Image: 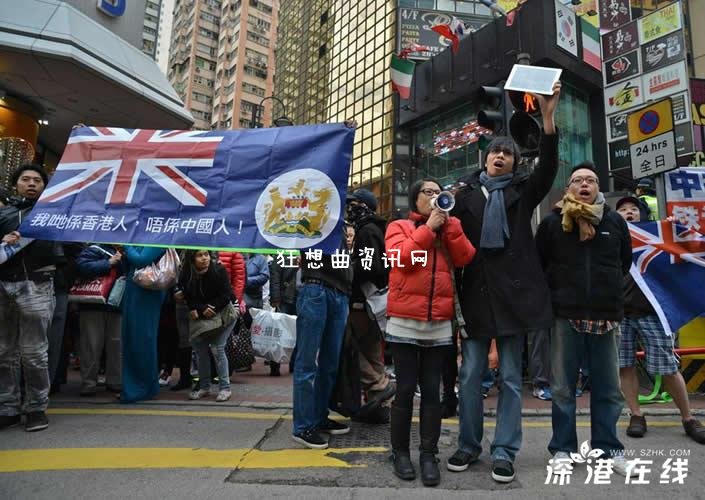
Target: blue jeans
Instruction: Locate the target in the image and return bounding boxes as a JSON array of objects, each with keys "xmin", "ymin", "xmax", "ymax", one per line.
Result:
[
  {"xmin": 549, "ymin": 319, "xmax": 624, "ymax": 456},
  {"xmin": 457, "ymin": 335, "xmax": 524, "ymax": 462},
  {"xmin": 481, "ymin": 368, "xmax": 496, "ymax": 391},
  {"xmin": 292, "ymin": 283, "xmax": 349, "ymax": 434},
  {"xmin": 191, "ymin": 321, "xmax": 235, "ymax": 391}
]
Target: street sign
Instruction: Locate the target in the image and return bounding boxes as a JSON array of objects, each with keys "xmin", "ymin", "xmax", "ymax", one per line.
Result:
[
  {"xmin": 629, "ymin": 131, "xmax": 677, "ymax": 179},
  {"xmin": 627, "ymin": 99, "xmax": 673, "ymax": 144}
]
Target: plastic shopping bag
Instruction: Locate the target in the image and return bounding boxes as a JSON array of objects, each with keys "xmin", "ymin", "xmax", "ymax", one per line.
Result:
[
  {"xmin": 133, "ymin": 248, "xmax": 180, "ymax": 290},
  {"xmin": 249, "ymin": 307, "xmax": 297, "ymax": 364}
]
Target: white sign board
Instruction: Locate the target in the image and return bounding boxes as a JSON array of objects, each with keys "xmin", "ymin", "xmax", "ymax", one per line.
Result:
[
  {"xmin": 630, "ymin": 130, "xmax": 677, "ymax": 179},
  {"xmin": 642, "ymin": 60, "xmax": 689, "ymax": 102},
  {"xmin": 505, "ymin": 65, "xmax": 562, "ymax": 95},
  {"xmin": 604, "ymin": 79, "xmax": 644, "ymax": 116}
]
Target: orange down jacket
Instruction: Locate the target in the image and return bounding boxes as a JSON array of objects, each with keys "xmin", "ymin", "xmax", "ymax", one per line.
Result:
[
  {"xmin": 385, "ymin": 211, "xmax": 476, "ymax": 322},
  {"xmin": 218, "ymin": 251, "xmax": 246, "ymax": 305}
]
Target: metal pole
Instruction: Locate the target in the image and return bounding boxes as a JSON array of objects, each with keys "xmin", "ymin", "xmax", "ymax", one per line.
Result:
[
  {"xmin": 250, "ymin": 105, "xmax": 257, "ymax": 128},
  {"xmin": 655, "ymin": 173, "xmax": 667, "ymax": 219}
]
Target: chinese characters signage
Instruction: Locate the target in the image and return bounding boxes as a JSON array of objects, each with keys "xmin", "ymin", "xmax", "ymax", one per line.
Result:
[
  {"xmin": 397, "ymin": 8, "xmax": 489, "ymax": 60},
  {"xmin": 598, "ymin": 0, "xmax": 631, "ymax": 31}
]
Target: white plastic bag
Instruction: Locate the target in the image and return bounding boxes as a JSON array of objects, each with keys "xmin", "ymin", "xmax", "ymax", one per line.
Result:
[{"xmin": 249, "ymin": 307, "xmax": 297, "ymax": 364}]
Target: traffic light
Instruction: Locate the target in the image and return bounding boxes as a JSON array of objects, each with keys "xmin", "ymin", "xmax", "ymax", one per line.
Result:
[
  {"xmin": 477, "ymin": 84, "xmax": 509, "ymax": 136},
  {"xmin": 508, "ymin": 90, "xmax": 542, "ymax": 154}
]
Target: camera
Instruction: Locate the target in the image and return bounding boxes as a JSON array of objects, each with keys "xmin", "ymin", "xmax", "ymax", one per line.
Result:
[{"xmin": 430, "ymin": 191, "xmax": 455, "ymax": 212}]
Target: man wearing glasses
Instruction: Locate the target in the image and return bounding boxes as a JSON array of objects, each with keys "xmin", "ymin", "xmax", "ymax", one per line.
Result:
[
  {"xmin": 536, "ymin": 163, "xmax": 635, "ymax": 476},
  {"xmin": 448, "ymin": 82, "xmax": 561, "ymax": 483}
]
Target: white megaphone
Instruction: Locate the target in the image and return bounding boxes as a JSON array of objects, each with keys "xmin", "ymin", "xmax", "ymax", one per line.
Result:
[{"xmin": 431, "ymin": 191, "xmax": 455, "ymax": 212}]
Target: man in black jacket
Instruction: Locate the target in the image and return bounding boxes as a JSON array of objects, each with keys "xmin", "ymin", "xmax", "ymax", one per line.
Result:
[
  {"xmin": 0, "ymin": 164, "xmax": 58, "ymax": 432},
  {"xmin": 536, "ymin": 163, "xmax": 634, "ymax": 477},
  {"xmin": 447, "ymin": 82, "xmax": 561, "ymax": 483},
  {"xmin": 347, "ymin": 189, "xmax": 395, "ymax": 418}
]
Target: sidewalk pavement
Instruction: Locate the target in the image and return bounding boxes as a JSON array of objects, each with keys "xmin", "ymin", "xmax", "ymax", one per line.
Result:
[{"xmin": 51, "ymin": 360, "xmax": 705, "ymax": 416}]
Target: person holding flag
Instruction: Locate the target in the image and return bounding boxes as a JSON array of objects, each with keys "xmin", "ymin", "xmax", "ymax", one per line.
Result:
[{"xmin": 615, "ymin": 196, "xmax": 705, "ymax": 444}]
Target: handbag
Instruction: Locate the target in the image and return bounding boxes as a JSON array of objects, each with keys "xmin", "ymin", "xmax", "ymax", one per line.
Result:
[
  {"xmin": 69, "ymin": 245, "xmax": 121, "ymax": 305},
  {"xmin": 133, "ymin": 248, "xmax": 180, "ymax": 290},
  {"xmin": 188, "ymin": 302, "xmax": 239, "ymax": 341},
  {"xmin": 107, "ymin": 276, "xmax": 126, "ymax": 308},
  {"xmin": 68, "ymin": 267, "xmax": 118, "ymax": 305},
  {"xmin": 226, "ymin": 317, "xmax": 255, "ymax": 371}
]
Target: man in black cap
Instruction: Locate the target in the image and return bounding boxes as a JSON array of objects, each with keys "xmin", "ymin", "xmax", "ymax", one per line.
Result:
[
  {"xmin": 615, "ymin": 196, "xmax": 705, "ymax": 445},
  {"xmin": 346, "ymin": 188, "xmax": 395, "ymax": 422}
]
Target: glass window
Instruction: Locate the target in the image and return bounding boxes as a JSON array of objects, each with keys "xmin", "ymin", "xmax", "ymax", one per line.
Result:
[{"xmin": 437, "ymin": 0, "xmax": 455, "ymax": 12}]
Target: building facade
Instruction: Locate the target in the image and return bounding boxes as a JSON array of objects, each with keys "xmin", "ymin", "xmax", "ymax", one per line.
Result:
[
  {"xmin": 0, "ymin": 0, "xmax": 192, "ymax": 186},
  {"xmin": 167, "ymin": 0, "xmax": 278, "ymax": 131},
  {"xmin": 275, "ymin": 0, "xmax": 494, "ymax": 214},
  {"xmin": 142, "ymin": 0, "xmax": 163, "ymax": 59},
  {"xmin": 157, "ymin": 0, "xmax": 176, "ymax": 73}
]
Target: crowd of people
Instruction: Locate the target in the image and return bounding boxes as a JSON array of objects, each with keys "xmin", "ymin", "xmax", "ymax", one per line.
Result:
[{"xmin": 1, "ymin": 80, "xmax": 704, "ymax": 487}]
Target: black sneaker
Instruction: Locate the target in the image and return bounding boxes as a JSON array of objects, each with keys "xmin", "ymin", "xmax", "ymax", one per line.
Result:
[
  {"xmin": 0, "ymin": 414, "xmax": 21, "ymax": 430},
  {"xmin": 25, "ymin": 411, "xmax": 49, "ymax": 432},
  {"xmin": 447, "ymin": 448, "xmax": 480, "ymax": 472},
  {"xmin": 491, "ymin": 459, "xmax": 515, "ymax": 483},
  {"xmin": 292, "ymin": 429, "xmax": 328, "ymax": 449},
  {"xmin": 318, "ymin": 418, "xmax": 350, "ymax": 435}
]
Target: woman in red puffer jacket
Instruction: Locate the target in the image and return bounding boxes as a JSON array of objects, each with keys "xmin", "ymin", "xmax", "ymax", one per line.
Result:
[
  {"xmin": 218, "ymin": 251, "xmax": 247, "ymax": 315},
  {"xmin": 385, "ymin": 178, "xmax": 475, "ymax": 487}
]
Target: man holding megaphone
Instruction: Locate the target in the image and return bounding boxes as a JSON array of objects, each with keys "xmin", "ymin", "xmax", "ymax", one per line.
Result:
[{"xmin": 447, "ymin": 81, "xmax": 561, "ymax": 483}]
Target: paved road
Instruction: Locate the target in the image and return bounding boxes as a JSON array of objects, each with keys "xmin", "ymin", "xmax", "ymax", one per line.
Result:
[{"xmin": 1, "ymin": 402, "xmax": 703, "ymax": 499}]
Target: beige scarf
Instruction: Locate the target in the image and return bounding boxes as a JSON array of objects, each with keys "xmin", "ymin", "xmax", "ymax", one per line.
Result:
[{"xmin": 556, "ymin": 192, "xmax": 605, "ymax": 242}]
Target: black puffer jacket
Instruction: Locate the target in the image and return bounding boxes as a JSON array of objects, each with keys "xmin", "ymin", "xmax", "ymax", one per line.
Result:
[{"xmin": 536, "ymin": 205, "xmax": 632, "ymax": 320}]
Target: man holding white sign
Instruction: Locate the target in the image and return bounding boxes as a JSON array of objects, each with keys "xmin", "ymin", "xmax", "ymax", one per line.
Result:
[{"xmin": 448, "ymin": 78, "xmax": 561, "ymax": 483}]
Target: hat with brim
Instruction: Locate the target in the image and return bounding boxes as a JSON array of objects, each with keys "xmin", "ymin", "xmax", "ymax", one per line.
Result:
[{"xmin": 616, "ymin": 196, "xmax": 641, "ymax": 211}]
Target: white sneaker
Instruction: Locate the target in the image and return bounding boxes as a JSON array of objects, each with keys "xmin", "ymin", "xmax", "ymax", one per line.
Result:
[
  {"xmin": 216, "ymin": 389, "xmax": 232, "ymax": 402},
  {"xmin": 159, "ymin": 375, "xmax": 171, "ymax": 387},
  {"xmin": 189, "ymin": 388, "xmax": 209, "ymax": 400},
  {"xmin": 550, "ymin": 451, "xmax": 574, "ymax": 471},
  {"xmin": 612, "ymin": 454, "xmax": 637, "ymax": 477}
]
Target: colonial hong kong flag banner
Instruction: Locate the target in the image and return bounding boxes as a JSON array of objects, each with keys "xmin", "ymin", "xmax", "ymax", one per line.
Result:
[
  {"xmin": 628, "ymin": 221, "xmax": 705, "ymax": 336},
  {"xmin": 18, "ymin": 124, "xmax": 354, "ymax": 254}
]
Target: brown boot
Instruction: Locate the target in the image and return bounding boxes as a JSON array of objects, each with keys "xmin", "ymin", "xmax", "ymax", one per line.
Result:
[{"xmin": 626, "ymin": 415, "xmax": 647, "ymax": 438}]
